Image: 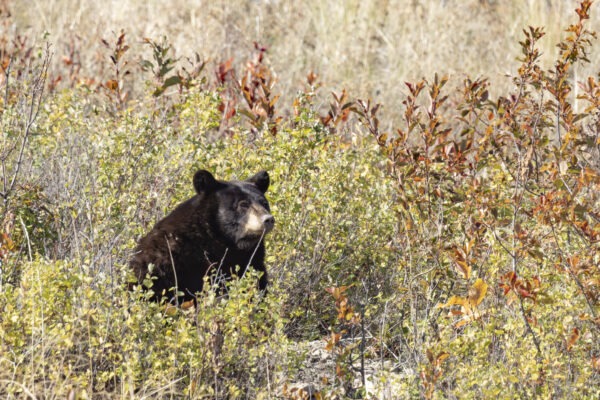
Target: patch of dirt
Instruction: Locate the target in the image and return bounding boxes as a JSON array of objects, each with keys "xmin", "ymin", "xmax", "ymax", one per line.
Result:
[{"xmin": 283, "ymin": 340, "xmax": 412, "ymax": 399}]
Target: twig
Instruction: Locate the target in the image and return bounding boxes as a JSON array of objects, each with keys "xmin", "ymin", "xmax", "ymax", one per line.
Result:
[
  {"xmin": 18, "ymin": 215, "xmax": 32, "ymax": 261},
  {"xmin": 0, "ymin": 45, "xmax": 51, "ymax": 216},
  {"xmin": 0, "ymin": 380, "xmax": 38, "ymax": 400},
  {"xmin": 165, "ymin": 235, "xmax": 179, "ymax": 307},
  {"xmin": 7, "ymin": 47, "xmax": 50, "ymax": 195},
  {"xmin": 549, "ymin": 224, "xmax": 597, "ymax": 319},
  {"xmin": 139, "ymin": 377, "xmax": 185, "ymax": 399},
  {"xmin": 244, "ymin": 229, "xmax": 266, "ymax": 272},
  {"xmin": 2, "ymin": 56, "xmax": 13, "ymax": 195}
]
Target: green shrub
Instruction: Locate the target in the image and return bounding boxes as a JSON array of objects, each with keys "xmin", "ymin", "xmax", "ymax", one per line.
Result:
[{"xmin": 0, "ymin": 257, "xmax": 292, "ymax": 398}]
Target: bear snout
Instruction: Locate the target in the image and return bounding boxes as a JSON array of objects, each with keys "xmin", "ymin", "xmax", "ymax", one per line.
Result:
[
  {"xmin": 243, "ymin": 206, "xmax": 275, "ymax": 235},
  {"xmin": 262, "ymin": 214, "xmax": 275, "ymax": 232}
]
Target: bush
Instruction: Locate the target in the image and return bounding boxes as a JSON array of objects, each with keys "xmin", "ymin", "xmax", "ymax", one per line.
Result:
[{"xmin": 0, "ymin": 1, "xmax": 599, "ymax": 398}]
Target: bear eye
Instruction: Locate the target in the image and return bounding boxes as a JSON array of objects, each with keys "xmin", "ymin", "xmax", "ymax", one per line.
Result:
[{"xmin": 237, "ymin": 200, "xmax": 250, "ymax": 210}]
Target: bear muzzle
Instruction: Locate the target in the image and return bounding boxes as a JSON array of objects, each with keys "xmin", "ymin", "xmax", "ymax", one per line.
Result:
[
  {"xmin": 262, "ymin": 214, "xmax": 275, "ymax": 232},
  {"xmin": 243, "ymin": 207, "xmax": 275, "ymax": 236}
]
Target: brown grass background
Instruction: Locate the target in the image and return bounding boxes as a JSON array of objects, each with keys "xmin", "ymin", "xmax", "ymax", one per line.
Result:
[{"xmin": 9, "ymin": 0, "xmax": 600, "ymax": 113}]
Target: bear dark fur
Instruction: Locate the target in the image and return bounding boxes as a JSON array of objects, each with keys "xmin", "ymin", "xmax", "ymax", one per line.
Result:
[{"xmin": 130, "ymin": 169, "xmax": 275, "ymax": 302}]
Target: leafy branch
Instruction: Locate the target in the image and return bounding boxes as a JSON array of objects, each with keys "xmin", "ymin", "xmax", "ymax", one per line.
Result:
[{"xmin": 0, "ymin": 43, "xmax": 51, "ymax": 215}]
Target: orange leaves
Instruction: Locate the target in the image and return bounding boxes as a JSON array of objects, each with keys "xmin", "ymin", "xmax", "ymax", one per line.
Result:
[
  {"xmin": 439, "ymin": 278, "xmax": 487, "ymax": 309},
  {"xmin": 499, "ymin": 272, "xmax": 541, "ymax": 303},
  {"xmin": 578, "ymin": 75, "xmax": 600, "ymax": 111},
  {"xmin": 562, "ymin": 255, "xmax": 600, "ymax": 305},
  {"xmin": 0, "ymin": 231, "xmax": 15, "ymax": 259},
  {"xmin": 324, "ymin": 331, "xmax": 341, "ymax": 352},
  {"xmin": 100, "ymin": 30, "xmax": 130, "ymax": 108},
  {"xmin": 213, "ymin": 44, "xmax": 281, "ymax": 135},
  {"xmin": 450, "ymin": 238, "xmax": 476, "ymax": 279},
  {"xmin": 575, "ymin": 0, "xmax": 593, "ymax": 22},
  {"xmin": 438, "ymin": 278, "xmax": 488, "ymax": 328},
  {"xmin": 215, "ymin": 57, "xmax": 234, "ymax": 85},
  {"xmin": 469, "ymin": 278, "xmax": 488, "ymax": 306},
  {"xmin": 102, "ymin": 31, "xmax": 129, "ymax": 66},
  {"xmin": 454, "ymin": 258, "xmax": 471, "ymax": 280},
  {"xmin": 592, "ymin": 355, "xmax": 600, "ymax": 372},
  {"xmin": 103, "ymin": 79, "xmax": 119, "ymax": 91},
  {"xmin": 323, "ymin": 285, "xmax": 362, "ymax": 385},
  {"xmin": 238, "ymin": 42, "xmax": 280, "ymax": 134},
  {"xmin": 566, "ymin": 327, "xmax": 580, "ymax": 352},
  {"xmin": 282, "ymin": 384, "xmax": 324, "ymax": 400},
  {"xmin": 325, "ymin": 285, "xmax": 358, "ymax": 323},
  {"xmin": 356, "ymin": 73, "xmax": 458, "ymax": 200},
  {"xmin": 320, "ymin": 89, "xmax": 353, "ymax": 131},
  {"xmin": 324, "ymin": 285, "xmax": 349, "ymax": 300},
  {"xmin": 426, "ymin": 349, "xmax": 449, "ymax": 366},
  {"xmin": 421, "ymin": 349, "xmax": 450, "ymax": 400}
]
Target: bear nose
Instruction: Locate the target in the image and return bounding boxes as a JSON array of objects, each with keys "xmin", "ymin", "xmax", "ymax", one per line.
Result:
[{"xmin": 262, "ymin": 214, "xmax": 275, "ymax": 231}]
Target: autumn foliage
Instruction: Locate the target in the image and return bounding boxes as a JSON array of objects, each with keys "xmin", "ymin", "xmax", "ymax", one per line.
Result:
[
  {"xmin": 352, "ymin": 1, "xmax": 599, "ymax": 397},
  {"xmin": 0, "ymin": 0, "xmax": 599, "ymax": 398}
]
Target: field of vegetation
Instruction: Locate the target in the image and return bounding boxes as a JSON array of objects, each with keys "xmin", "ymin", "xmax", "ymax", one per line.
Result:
[{"xmin": 1, "ymin": 0, "xmax": 599, "ymax": 398}]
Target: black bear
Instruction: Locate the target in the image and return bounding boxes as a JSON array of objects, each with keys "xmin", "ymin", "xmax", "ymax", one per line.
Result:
[{"xmin": 130, "ymin": 169, "xmax": 275, "ymax": 302}]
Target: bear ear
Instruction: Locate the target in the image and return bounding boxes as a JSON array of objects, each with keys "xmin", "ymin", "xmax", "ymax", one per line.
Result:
[
  {"xmin": 246, "ymin": 170, "xmax": 270, "ymax": 193},
  {"xmin": 193, "ymin": 170, "xmax": 218, "ymax": 194}
]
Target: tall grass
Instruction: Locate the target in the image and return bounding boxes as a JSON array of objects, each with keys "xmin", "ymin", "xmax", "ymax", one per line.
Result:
[{"xmin": 10, "ymin": 0, "xmax": 598, "ymax": 116}]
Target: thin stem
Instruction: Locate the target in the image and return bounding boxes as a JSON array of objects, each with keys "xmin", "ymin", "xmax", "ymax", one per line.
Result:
[
  {"xmin": 1, "ymin": 56, "xmax": 12, "ymax": 197},
  {"xmin": 165, "ymin": 235, "xmax": 179, "ymax": 307},
  {"xmin": 7, "ymin": 49, "xmax": 50, "ymax": 195}
]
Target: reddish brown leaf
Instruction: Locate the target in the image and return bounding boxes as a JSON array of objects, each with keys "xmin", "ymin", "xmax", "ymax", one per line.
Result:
[
  {"xmin": 104, "ymin": 80, "xmax": 118, "ymax": 91},
  {"xmin": 567, "ymin": 327, "xmax": 580, "ymax": 351}
]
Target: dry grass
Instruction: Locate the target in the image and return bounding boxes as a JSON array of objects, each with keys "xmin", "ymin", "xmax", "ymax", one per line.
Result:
[{"xmin": 9, "ymin": 0, "xmax": 599, "ymax": 114}]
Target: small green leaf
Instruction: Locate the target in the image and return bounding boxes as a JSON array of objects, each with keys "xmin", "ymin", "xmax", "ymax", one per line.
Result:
[{"xmin": 163, "ymin": 75, "xmax": 182, "ymax": 88}]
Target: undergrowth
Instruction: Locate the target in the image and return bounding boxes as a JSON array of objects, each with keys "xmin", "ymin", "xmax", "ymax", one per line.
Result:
[{"xmin": 0, "ymin": 1, "xmax": 599, "ymax": 398}]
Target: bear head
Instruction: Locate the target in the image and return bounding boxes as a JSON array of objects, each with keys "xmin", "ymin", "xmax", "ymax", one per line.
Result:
[{"xmin": 193, "ymin": 169, "xmax": 275, "ymax": 251}]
